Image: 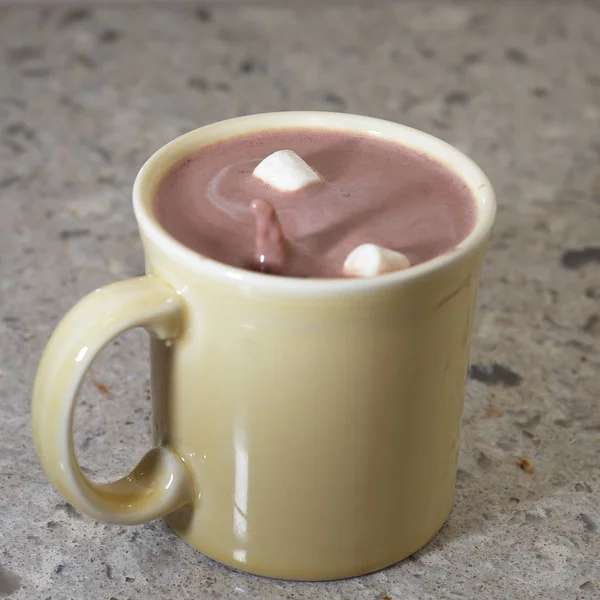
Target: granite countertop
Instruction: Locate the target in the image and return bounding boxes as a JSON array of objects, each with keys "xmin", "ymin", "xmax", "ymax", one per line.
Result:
[{"xmin": 1, "ymin": 2, "xmax": 599, "ymax": 599}]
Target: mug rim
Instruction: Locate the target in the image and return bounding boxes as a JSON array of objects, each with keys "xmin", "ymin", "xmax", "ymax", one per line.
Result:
[{"xmin": 133, "ymin": 111, "xmax": 496, "ymax": 295}]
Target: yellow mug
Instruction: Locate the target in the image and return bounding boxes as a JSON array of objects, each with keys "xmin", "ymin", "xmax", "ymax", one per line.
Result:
[{"xmin": 33, "ymin": 112, "xmax": 495, "ymax": 581}]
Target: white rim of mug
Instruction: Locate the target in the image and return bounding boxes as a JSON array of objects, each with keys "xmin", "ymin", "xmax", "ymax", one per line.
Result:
[{"xmin": 133, "ymin": 111, "xmax": 496, "ymax": 296}]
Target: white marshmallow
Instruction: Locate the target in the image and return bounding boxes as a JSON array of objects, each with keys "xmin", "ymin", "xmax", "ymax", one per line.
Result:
[
  {"xmin": 342, "ymin": 244, "xmax": 410, "ymax": 277},
  {"xmin": 253, "ymin": 149, "xmax": 322, "ymax": 192}
]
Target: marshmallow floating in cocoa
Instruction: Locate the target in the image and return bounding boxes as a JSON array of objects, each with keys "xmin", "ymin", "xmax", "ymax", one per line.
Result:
[
  {"xmin": 252, "ymin": 149, "xmax": 322, "ymax": 192},
  {"xmin": 342, "ymin": 244, "xmax": 410, "ymax": 277}
]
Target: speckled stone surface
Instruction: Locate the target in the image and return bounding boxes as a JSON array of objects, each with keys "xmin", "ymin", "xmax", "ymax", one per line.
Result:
[{"xmin": 1, "ymin": 2, "xmax": 599, "ymax": 599}]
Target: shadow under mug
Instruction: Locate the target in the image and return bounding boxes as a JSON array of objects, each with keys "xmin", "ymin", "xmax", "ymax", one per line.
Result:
[{"xmin": 33, "ymin": 112, "xmax": 496, "ymax": 581}]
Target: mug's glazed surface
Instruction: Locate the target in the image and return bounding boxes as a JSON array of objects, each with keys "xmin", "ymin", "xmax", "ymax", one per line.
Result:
[{"xmin": 33, "ymin": 112, "xmax": 496, "ymax": 580}]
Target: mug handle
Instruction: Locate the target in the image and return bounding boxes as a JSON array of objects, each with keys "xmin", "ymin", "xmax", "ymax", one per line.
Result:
[{"xmin": 32, "ymin": 275, "xmax": 193, "ymax": 525}]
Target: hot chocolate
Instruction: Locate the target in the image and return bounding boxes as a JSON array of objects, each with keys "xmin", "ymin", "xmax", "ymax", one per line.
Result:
[{"xmin": 153, "ymin": 128, "xmax": 476, "ymax": 278}]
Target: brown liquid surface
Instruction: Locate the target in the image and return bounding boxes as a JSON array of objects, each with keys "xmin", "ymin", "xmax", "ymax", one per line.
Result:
[{"xmin": 154, "ymin": 128, "xmax": 476, "ymax": 278}]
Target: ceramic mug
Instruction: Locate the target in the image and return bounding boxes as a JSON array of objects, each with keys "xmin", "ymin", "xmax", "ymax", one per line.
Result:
[{"xmin": 33, "ymin": 112, "xmax": 495, "ymax": 581}]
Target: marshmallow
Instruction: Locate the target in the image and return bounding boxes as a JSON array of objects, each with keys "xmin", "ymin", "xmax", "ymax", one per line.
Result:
[
  {"xmin": 253, "ymin": 150, "xmax": 322, "ymax": 192},
  {"xmin": 342, "ymin": 244, "xmax": 410, "ymax": 277}
]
